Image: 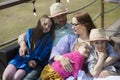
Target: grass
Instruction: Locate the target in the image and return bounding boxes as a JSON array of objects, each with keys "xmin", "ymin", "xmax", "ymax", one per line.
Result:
[{"xmin": 0, "ymin": 0, "xmax": 120, "ymax": 44}]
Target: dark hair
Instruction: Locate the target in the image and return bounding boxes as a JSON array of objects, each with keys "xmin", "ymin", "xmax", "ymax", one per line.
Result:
[
  {"xmin": 73, "ymin": 11, "xmax": 96, "ymax": 35},
  {"xmin": 40, "ymin": 15, "xmax": 55, "ymax": 39},
  {"xmin": 31, "ymin": 15, "xmax": 55, "ymax": 49}
]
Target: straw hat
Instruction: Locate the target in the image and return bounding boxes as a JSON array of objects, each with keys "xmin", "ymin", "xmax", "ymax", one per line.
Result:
[
  {"xmin": 49, "ymin": 3, "xmax": 68, "ymax": 18},
  {"xmin": 89, "ymin": 28, "xmax": 108, "ymax": 41}
]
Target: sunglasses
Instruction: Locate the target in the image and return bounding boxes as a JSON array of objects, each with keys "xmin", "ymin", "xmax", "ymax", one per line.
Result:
[{"xmin": 71, "ymin": 22, "xmax": 80, "ymax": 26}]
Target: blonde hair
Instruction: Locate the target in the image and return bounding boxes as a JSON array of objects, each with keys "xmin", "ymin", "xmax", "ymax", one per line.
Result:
[{"xmin": 73, "ymin": 42, "xmax": 88, "ymax": 51}]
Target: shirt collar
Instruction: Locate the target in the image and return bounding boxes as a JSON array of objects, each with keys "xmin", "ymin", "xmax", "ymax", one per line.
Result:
[{"xmin": 55, "ymin": 24, "xmax": 68, "ymax": 29}]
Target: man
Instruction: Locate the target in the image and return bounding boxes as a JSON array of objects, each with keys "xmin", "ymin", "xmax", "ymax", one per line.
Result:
[{"xmin": 18, "ymin": 2, "xmax": 73, "ymax": 80}]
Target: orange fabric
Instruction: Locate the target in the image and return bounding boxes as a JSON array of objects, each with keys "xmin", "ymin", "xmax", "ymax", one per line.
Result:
[{"xmin": 40, "ymin": 64, "xmax": 63, "ymax": 80}]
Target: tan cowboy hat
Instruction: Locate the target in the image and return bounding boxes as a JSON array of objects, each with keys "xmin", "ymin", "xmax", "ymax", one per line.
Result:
[
  {"xmin": 89, "ymin": 28, "xmax": 108, "ymax": 41},
  {"xmin": 49, "ymin": 3, "xmax": 69, "ymax": 18}
]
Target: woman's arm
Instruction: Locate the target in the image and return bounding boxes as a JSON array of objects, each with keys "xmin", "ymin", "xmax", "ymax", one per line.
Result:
[
  {"xmin": 114, "ymin": 43, "xmax": 120, "ymax": 57},
  {"xmin": 50, "ymin": 34, "xmax": 71, "ymax": 60},
  {"xmin": 103, "ymin": 43, "xmax": 119, "ymax": 67},
  {"xmin": 50, "ymin": 34, "xmax": 74, "ymax": 72},
  {"xmin": 53, "ymin": 54, "xmax": 73, "ymax": 73},
  {"xmin": 108, "ymin": 39, "xmax": 120, "ymax": 58},
  {"xmin": 103, "ymin": 56, "xmax": 117, "ymax": 67}
]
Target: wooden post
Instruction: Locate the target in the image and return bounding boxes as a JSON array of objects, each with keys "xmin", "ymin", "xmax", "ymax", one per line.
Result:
[
  {"xmin": 0, "ymin": 0, "xmax": 32, "ymax": 10},
  {"xmin": 101, "ymin": 0, "xmax": 104, "ymax": 29},
  {"xmin": 56, "ymin": 0, "xmax": 61, "ymax": 3}
]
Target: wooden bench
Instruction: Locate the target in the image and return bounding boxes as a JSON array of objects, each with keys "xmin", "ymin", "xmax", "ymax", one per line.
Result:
[
  {"xmin": 0, "ymin": 42, "xmax": 19, "ymax": 78},
  {"xmin": 105, "ymin": 19, "xmax": 120, "ymax": 43}
]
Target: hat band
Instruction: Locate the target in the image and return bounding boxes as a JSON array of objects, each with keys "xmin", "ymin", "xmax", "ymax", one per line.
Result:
[
  {"xmin": 51, "ymin": 9, "xmax": 68, "ymax": 16},
  {"xmin": 90, "ymin": 37, "xmax": 108, "ymax": 41}
]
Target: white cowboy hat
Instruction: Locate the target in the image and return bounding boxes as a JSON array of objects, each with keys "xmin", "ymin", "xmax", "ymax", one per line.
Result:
[
  {"xmin": 89, "ymin": 28, "xmax": 108, "ymax": 41},
  {"xmin": 49, "ymin": 3, "xmax": 69, "ymax": 18}
]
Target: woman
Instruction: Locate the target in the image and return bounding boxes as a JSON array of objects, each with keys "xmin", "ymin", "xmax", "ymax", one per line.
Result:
[
  {"xmin": 49, "ymin": 11, "xmax": 96, "ymax": 73},
  {"xmin": 2, "ymin": 15, "xmax": 55, "ymax": 80},
  {"xmin": 87, "ymin": 28, "xmax": 118, "ymax": 78},
  {"xmin": 40, "ymin": 42, "xmax": 90, "ymax": 80}
]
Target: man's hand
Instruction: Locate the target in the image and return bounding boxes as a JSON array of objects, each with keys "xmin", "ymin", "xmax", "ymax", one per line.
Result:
[{"xmin": 19, "ymin": 41, "xmax": 29, "ymax": 57}]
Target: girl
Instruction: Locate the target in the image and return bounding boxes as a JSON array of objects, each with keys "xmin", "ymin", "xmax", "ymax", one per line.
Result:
[
  {"xmin": 2, "ymin": 15, "xmax": 55, "ymax": 80},
  {"xmin": 87, "ymin": 28, "xmax": 119, "ymax": 78},
  {"xmin": 40, "ymin": 42, "xmax": 90, "ymax": 80}
]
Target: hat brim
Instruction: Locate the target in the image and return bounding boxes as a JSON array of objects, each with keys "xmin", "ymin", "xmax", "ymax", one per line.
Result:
[
  {"xmin": 49, "ymin": 10, "xmax": 68, "ymax": 18},
  {"xmin": 87, "ymin": 37, "xmax": 109, "ymax": 42}
]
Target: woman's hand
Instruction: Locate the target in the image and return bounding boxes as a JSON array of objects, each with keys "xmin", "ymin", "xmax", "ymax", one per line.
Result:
[
  {"xmin": 28, "ymin": 60, "xmax": 37, "ymax": 68},
  {"xmin": 54, "ymin": 55, "xmax": 73, "ymax": 72},
  {"xmin": 60, "ymin": 56, "xmax": 73, "ymax": 72}
]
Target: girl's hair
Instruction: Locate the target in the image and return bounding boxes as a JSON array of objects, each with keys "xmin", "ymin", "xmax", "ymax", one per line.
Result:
[
  {"xmin": 39, "ymin": 15, "xmax": 55, "ymax": 40},
  {"xmin": 33, "ymin": 15, "xmax": 54, "ymax": 38},
  {"xmin": 73, "ymin": 11, "xmax": 96, "ymax": 35},
  {"xmin": 73, "ymin": 42, "xmax": 88, "ymax": 51},
  {"xmin": 31, "ymin": 15, "xmax": 55, "ymax": 49}
]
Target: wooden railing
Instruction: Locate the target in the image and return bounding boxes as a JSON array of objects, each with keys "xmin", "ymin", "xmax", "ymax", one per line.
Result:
[{"xmin": 0, "ymin": 0, "xmax": 32, "ymax": 10}]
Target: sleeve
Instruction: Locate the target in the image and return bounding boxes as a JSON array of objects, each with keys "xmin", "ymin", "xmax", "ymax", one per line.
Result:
[
  {"xmin": 107, "ymin": 43, "xmax": 119, "ymax": 58},
  {"xmin": 66, "ymin": 76, "xmax": 76, "ymax": 80},
  {"xmin": 64, "ymin": 52, "xmax": 84, "ymax": 78},
  {"xmin": 49, "ymin": 35, "xmax": 70, "ymax": 61},
  {"xmin": 72, "ymin": 55, "xmax": 84, "ymax": 77},
  {"xmin": 36, "ymin": 36, "xmax": 53, "ymax": 66},
  {"xmin": 86, "ymin": 50, "xmax": 97, "ymax": 74}
]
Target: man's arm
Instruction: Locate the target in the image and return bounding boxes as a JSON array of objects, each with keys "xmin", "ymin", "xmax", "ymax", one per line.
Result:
[
  {"xmin": 18, "ymin": 32, "xmax": 26, "ymax": 45},
  {"xmin": 18, "ymin": 33, "xmax": 29, "ymax": 57}
]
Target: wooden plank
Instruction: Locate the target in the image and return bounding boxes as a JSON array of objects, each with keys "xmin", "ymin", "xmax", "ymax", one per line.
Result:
[
  {"xmin": 104, "ymin": 0, "xmax": 120, "ymax": 4},
  {"xmin": 0, "ymin": 0, "xmax": 32, "ymax": 10},
  {"xmin": 105, "ymin": 19, "xmax": 120, "ymax": 43}
]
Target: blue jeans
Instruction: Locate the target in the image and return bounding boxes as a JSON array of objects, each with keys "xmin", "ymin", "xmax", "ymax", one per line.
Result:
[{"xmin": 23, "ymin": 66, "xmax": 43, "ymax": 80}]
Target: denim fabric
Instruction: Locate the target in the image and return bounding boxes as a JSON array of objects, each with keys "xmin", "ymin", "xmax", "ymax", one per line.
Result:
[{"xmin": 23, "ymin": 66, "xmax": 43, "ymax": 80}]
